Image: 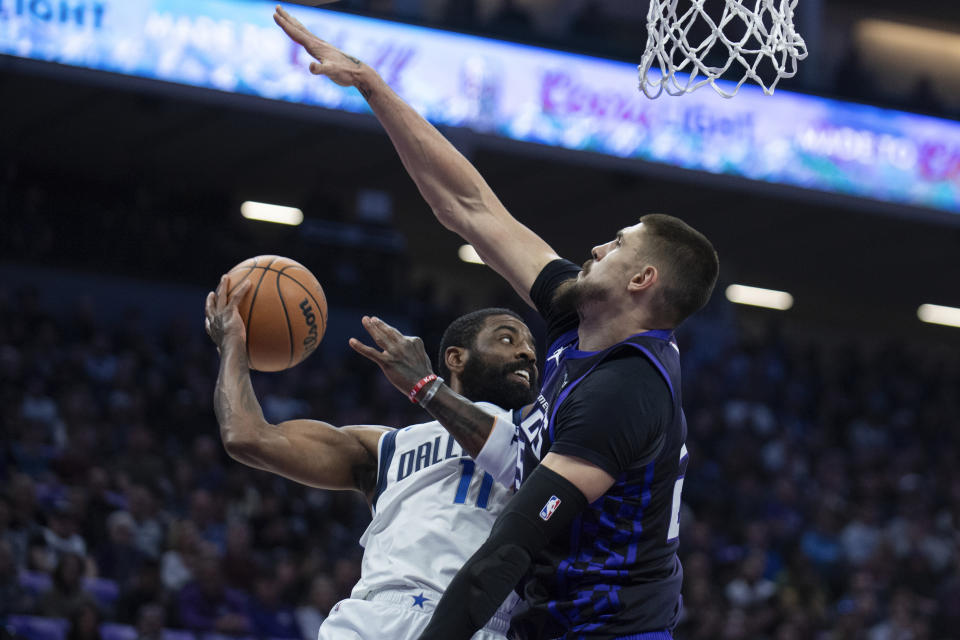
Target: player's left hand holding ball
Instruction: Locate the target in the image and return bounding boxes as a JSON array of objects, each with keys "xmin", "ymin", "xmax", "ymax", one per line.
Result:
[{"xmin": 205, "ymin": 276, "xmax": 253, "ymax": 354}]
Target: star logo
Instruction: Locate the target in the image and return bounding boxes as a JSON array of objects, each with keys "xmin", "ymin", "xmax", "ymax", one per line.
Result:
[{"xmin": 411, "ymin": 592, "xmax": 430, "ymax": 608}]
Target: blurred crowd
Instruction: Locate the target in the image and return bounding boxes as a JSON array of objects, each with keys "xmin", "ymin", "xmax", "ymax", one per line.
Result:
[
  {"xmin": 675, "ymin": 328, "xmax": 960, "ymax": 639},
  {"xmin": 1, "ymin": 269, "xmax": 957, "ymax": 640},
  {"xmin": 0, "ymin": 282, "xmax": 415, "ymax": 640}
]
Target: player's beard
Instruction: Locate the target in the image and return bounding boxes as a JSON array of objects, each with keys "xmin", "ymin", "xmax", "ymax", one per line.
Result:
[
  {"xmin": 459, "ymin": 353, "xmax": 538, "ymax": 410},
  {"xmin": 555, "ymin": 269, "xmax": 609, "ymax": 316}
]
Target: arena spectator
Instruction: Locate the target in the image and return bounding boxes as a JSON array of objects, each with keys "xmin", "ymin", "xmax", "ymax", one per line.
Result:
[
  {"xmin": 42, "ymin": 503, "xmax": 87, "ymax": 564},
  {"xmin": 295, "ymin": 575, "xmax": 338, "ymax": 640},
  {"xmin": 175, "ymin": 554, "xmax": 253, "ymax": 634},
  {"xmin": 160, "ymin": 520, "xmax": 203, "ymax": 593},
  {"xmin": 66, "ymin": 603, "xmax": 102, "ymax": 640},
  {"xmin": 134, "ymin": 603, "xmax": 166, "ymax": 640},
  {"xmin": 0, "ymin": 494, "xmax": 29, "ymax": 570},
  {"xmin": 189, "ymin": 436, "xmax": 226, "ymax": 492},
  {"xmin": 125, "ymin": 485, "xmax": 165, "ymax": 561},
  {"xmin": 8, "ymin": 474, "xmax": 43, "ymax": 562},
  {"xmin": 0, "ymin": 538, "xmax": 34, "ymax": 615},
  {"xmin": 115, "ymin": 560, "xmax": 166, "ymax": 626},
  {"xmin": 37, "ymin": 552, "xmax": 97, "ymax": 618},
  {"xmin": 117, "ymin": 426, "xmax": 166, "ymax": 491},
  {"xmin": 94, "ymin": 511, "xmax": 145, "ymax": 584},
  {"xmin": 725, "ymin": 550, "xmax": 777, "ymax": 609},
  {"xmin": 186, "ymin": 490, "xmax": 226, "ymax": 553},
  {"xmin": 840, "ymin": 502, "xmax": 883, "ymax": 566},
  {"xmin": 249, "ymin": 569, "xmax": 300, "ymax": 639},
  {"xmin": 220, "ymin": 520, "xmax": 257, "ymax": 593}
]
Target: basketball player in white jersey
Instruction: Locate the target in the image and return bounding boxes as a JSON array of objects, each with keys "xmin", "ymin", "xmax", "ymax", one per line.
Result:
[{"xmin": 204, "ymin": 275, "xmax": 538, "ymax": 640}]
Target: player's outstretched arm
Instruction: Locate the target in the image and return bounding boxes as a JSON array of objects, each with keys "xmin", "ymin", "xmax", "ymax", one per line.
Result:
[
  {"xmin": 273, "ymin": 6, "xmax": 560, "ymax": 307},
  {"xmin": 205, "ymin": 276, "xmax": 383, "ymax": 498}
]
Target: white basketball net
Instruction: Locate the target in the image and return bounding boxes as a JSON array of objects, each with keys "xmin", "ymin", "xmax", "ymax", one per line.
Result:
[{"xmin": 638, "ymin": 0, "xmax": 808, "ymax": 99}]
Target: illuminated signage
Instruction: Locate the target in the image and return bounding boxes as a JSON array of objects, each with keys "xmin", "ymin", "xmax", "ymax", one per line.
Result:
[{"xmin": 1, "ymin": 0, "xmax": 959, "ymax": 213}]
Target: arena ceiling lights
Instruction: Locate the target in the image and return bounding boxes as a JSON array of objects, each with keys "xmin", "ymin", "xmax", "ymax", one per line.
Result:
[
  {"xmin": 917, "ymin": 304, "xmax": 960, "ymax": 328},
  {"xmin": 725, "ymin": 284, "xmax": 794, "ymax": 311},
  {"xmin": 240, "ymin": 201, "xmax": 304, "ymax": 226},
  {"xmin": 458, "ymin": 245, "xmax": 484, "ymax": 265}
]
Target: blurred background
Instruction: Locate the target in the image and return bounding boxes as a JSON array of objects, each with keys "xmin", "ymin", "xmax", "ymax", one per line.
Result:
[{"xmin": 1, "ymin": 0, "xmax": 958, "ymax": 639}]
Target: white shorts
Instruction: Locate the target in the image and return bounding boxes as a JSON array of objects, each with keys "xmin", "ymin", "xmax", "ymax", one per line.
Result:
[{"xmin": 317, "ymin": 588, "xmax": 511, "ymax": 640}]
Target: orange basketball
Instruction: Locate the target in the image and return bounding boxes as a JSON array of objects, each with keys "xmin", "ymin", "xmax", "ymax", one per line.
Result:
[{"xmin": 224, "ymin": 255, "xmax": 328, "ymax": 372}]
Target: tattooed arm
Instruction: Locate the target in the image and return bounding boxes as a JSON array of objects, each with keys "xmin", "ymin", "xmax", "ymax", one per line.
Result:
[
  {"xmin": 206, "ymin": 276, "xmax": 383, "ymax": 500},
  {"xmin": 413, "ymin": 384, "xmax": 497, "ymax": 459},
  {"xmin": 273, "ymin": 7, "xmax": 560, "ymax": 309}
]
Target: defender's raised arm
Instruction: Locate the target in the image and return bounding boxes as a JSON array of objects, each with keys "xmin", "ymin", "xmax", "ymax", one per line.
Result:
[{"xmin": 274, "ymin": 6, "xmax": 560, "ymax": 307}]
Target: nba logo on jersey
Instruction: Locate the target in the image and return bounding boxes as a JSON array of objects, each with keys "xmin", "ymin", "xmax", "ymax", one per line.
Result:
[{"xmin": 539, "ymin": 495, "xmax": 561, "ymax": 521}]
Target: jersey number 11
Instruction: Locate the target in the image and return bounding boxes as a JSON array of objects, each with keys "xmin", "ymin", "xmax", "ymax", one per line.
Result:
[{"xmin": 453, "ymin": 460, "xmax": 495, "ymax": 509}]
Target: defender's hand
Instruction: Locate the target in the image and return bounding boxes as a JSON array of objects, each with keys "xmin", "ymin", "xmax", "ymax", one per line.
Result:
[
  {"xmin": 349, "ymin": 316, "xmax": 435, "ymax": 396},
  {"xmin": 274, "ymin": 5, "xmax": 369, "ymax": 88},
  {"xmin": 205, "ymin": 276, "xmax": 252, "ymax": 352}
]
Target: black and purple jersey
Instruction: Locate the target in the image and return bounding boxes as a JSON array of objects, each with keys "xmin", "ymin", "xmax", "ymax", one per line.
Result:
[{"xmin": 509, "ymin": 259, "xmax": 689, "ymax": 640}]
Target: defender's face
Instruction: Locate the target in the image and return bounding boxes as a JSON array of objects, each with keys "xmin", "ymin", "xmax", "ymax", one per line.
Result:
[
  {"xmin": 579, "ymin": 222, "xmax": 647, "ymax": 291},
  {"xmin": 459, "ymin": 314, "xmax": 539, "ymax": 409}
]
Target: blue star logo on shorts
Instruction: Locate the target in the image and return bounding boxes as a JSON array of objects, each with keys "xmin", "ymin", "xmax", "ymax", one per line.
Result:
[{"xmin": 411, "ymin": 592, "xmax": 429, "ymax": 608}]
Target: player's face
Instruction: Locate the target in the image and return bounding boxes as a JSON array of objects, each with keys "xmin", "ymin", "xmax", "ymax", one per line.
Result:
[
  {"xmin": 459, "ymin": 315, "xmax": 538, "ymax": 410},
  {"xmin": 572, "ymin": 222, "xmax": 646, "ymax": 307}
]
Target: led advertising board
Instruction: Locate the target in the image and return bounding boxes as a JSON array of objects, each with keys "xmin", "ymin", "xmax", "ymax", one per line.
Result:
[{"xmin": 2, "ymin": 0, "xmax": 958, "ymax": 213}]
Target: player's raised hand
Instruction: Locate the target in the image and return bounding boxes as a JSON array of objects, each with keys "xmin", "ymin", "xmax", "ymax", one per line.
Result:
[
  {"xmin": 273, "ymin": 5, "xmax": 368, "ymax": 88},
  {"xmin": 205, "ymin": 276, "xmax": 252, "ymax": 351},
  {"xmin": 349, "ymin": 316, "xmax": 435, "ymax": 396}
]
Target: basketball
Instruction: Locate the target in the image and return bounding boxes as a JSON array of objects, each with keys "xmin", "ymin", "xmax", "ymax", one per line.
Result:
[{"xmin": 224, "ymin": 255, "xmax": 328, "ymax": 372}]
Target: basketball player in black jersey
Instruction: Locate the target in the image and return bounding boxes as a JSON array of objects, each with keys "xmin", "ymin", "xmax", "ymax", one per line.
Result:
[{"xmin": 275, "ymin": 7, "xmax": 719, "ymax": 639}]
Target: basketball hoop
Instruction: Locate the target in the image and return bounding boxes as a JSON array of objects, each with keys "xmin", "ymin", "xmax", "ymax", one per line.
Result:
[{"xmin": 638, "ymin": 0, "xmax": 808, "ymax": 99}]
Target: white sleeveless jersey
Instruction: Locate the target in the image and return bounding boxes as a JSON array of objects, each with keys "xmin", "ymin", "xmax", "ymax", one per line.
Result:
[{"xmin": 351, "ymin": 402, "xmax": 516, "ymax": 612}]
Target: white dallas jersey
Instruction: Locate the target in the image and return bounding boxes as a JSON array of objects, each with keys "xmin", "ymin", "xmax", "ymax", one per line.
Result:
[{"xmin": 351, "ymin": 402, "xmax": 516, "ymax": 610}]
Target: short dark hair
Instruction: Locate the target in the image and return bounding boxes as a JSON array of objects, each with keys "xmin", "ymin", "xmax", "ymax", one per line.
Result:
[
  {"xmin": 638, "ymin": 214, "xmax": 719, "ymax": 327},
  {"xmin": 437, "ymin": 308, "xmax": 524, "ymax": 379}
]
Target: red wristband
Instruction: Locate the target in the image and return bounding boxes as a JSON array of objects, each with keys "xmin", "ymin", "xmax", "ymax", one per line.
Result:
[{"xmin": 409, "ymin": 374, "xmax": 438, "ymax": 403}]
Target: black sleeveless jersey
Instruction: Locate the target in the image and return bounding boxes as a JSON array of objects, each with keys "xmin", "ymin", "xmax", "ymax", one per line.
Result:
[{"xmin": 509, "ymin": 260, "xmax": 688, "ymax": 639}]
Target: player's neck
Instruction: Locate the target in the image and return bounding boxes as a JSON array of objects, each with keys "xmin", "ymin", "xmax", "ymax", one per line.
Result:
[{"xmin": 576, "ymin": 306, "xmax": 651, "ymax": 352}]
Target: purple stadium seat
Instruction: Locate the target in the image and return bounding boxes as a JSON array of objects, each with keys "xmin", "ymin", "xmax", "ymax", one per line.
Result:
[
  {"xmin": 5, "ymin": 616, "xmax": 69, "ymax": 640},
  {"xmin": 18, "ymin": 570, "xmax": 53, "ymax": 595},
  {"xmin": 82, "ymin": 576, "xmax": 120, "ymax": 607},
  {"xmin": 99, "ymin": 624, "xmax": 137, "ymax": 640}
]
